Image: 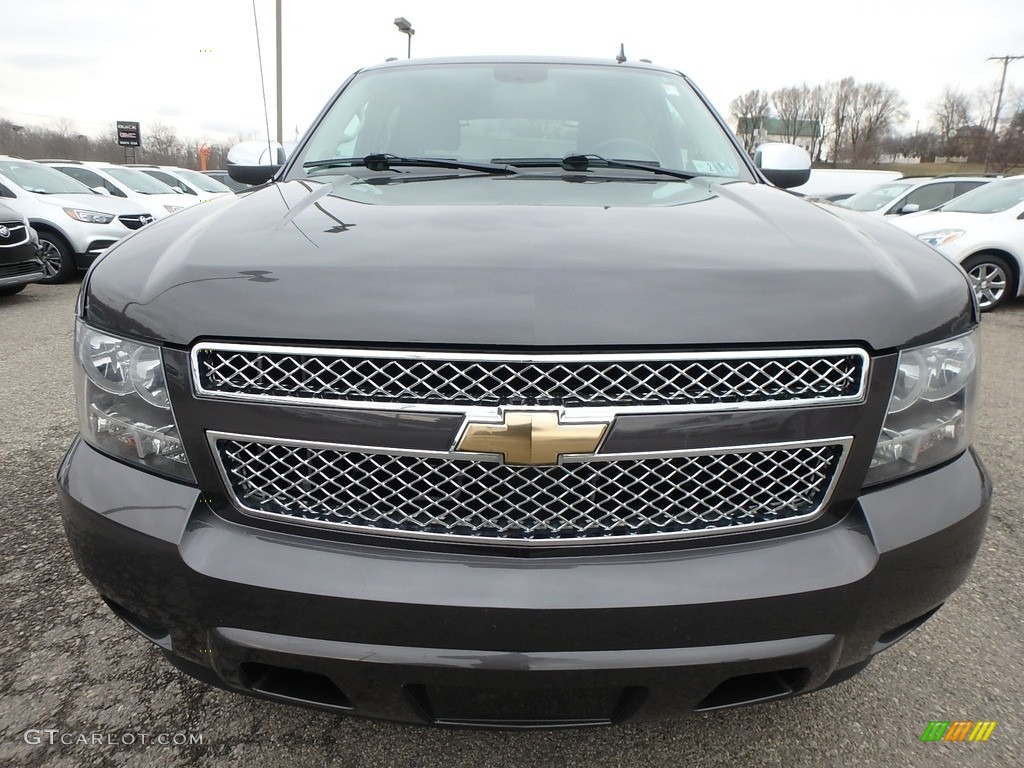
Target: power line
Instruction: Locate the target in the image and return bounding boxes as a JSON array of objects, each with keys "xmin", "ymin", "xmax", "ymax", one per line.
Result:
[{"xmin": 984, "ymin": 54, "xmax": 1023, "ymax": 170}]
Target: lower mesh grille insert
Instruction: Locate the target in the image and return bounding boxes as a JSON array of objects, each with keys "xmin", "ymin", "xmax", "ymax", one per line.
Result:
[{"xmin": 215, "ymin": 437, "xmax": 846, "ymax": 545}]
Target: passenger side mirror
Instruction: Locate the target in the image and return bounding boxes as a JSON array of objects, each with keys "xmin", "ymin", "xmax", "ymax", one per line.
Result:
[
  {"xmin": 753, "ymin": 143, "xmax": 811, "ymax": 189},
  {"xmin": 227, "ymin": 140, "xmax": 285, "ymax": 185}
]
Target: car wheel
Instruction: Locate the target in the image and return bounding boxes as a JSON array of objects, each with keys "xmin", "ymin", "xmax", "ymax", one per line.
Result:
[
  {"xmin": 36, "ymin": 234, "xmax": 76, "ymax": 284},
  {"xmin": 0, "ymin": 284, "xmax": 27, "ymax": 297},
  {"xmin": 962, "ymin": 253, "xmax": 1013, "ymax": 311}
]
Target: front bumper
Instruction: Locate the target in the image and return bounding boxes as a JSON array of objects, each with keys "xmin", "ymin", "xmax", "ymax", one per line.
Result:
[
  {"xmin": 58, "ymin": 438, "xmax": 990, "ymax": 727},
  {"xmin": 0, "ymin": 262, "xmax": 44, "ymax": 290}
]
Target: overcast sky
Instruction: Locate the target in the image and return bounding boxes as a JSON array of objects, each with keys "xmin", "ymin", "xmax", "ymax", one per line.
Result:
[{"xmin": 2, "ymin": 0, "xmax": 1023, "ymax": 146}]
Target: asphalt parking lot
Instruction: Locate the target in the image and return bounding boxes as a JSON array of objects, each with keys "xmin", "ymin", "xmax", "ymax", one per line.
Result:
[{"xmin": 1, "ymin": 279, "xmax": 1021, "ymax": 768}]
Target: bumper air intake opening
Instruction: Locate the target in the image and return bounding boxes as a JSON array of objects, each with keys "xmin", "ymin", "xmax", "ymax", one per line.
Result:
[
  {"xmin": 405, "ymin": 684, "xmax": 645, "ymax": 728},
  {"xmin": 102, "ymin": 597, "xmax": 171, "ymax": 650},
  {"xmin": 872, "ymin": 604, "xmax": 943, "ymax": 653},
  {"xmin": 694, "ymin": 668, "xmax": 810, "ymax": 711},
  {"xmin": 240, "ymin": 662, "xmax": 352, "ymax": 711}
]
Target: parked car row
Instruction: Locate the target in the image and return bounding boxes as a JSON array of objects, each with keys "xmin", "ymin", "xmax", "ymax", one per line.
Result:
[
  {"xmin": 891, "ymin": 176, "xmax": 1024, "ymax": 311},
  {"xmin": 0, "ymin": 156, "xmax": 236, "ymax": 285},
  {"xmin": 807, "ymin": 172, "xmax": 1022, "ymax": 311}
]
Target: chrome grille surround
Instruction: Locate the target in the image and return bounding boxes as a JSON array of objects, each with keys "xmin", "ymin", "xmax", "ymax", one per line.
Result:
[
  {"xmin": 0, "ymin": 222, "xmax": 29, "ymax": 247},
  {"xmin": 210, "ymin": 432, "xmax": 851, "ymax": 546},
  {"xmin": 192, "ymin": 344, "xmax": 869, "ymax": 414}
]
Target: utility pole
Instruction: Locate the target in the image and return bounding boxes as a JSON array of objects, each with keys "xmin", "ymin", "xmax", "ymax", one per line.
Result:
[{"xmin": 983, "ymin": 54, "xmax": 1023, "ymax": 171}]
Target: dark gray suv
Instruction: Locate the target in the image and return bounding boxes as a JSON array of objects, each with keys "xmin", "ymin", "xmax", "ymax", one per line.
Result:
[{"xmin": 58, "ymin": 57, "xmax": 990, "ymax": 728}]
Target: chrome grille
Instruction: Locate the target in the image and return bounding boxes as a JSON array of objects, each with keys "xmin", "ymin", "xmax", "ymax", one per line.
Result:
[
  {"xmin": 214, "ymin": 437, "xmax": 847, "ymax": 545},
  {"xmin": 118, "ymin": 214, "xmax": 154, "ymax": 230},
  {"xmin": 0, "ymin": 223, "xmax": 29, "ymax": 246},
  {"xmin": 194, "ymin": 345, "xmax": 867, "ymax": 410}
]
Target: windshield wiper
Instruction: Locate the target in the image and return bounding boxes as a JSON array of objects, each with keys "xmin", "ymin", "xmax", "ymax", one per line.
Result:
[
  {"xmin": 494, "ymin": 155, "xmax": 701, "ymax": 181},
  {"xmin": 303, "ymin": 154, "xmax": 517, "ymax": 175}
]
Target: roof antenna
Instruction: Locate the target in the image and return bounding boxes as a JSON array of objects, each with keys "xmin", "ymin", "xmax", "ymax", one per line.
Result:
[{"xmin": 616, "ymin": 43, "xmax": 626, "ymax": 63}]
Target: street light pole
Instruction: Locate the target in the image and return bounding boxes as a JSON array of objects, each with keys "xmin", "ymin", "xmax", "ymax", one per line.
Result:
[{"xmin": 394, "ymin": 17, "xmax": 415, "ymax": 59}]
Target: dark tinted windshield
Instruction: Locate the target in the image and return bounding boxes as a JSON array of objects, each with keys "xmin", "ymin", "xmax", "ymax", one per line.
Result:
[
  {"xmin": 294, "ymin": 62, "xmax": 752, "ymax": 180},
  {"xmin": 941, "ymin": 177, "xmax": 1024, "ymax": 213}
]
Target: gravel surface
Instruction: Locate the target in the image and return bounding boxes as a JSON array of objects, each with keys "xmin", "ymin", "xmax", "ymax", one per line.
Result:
[{"xmin": 1, "ymin": 280, "xmax": 1021, "ymax": 768}]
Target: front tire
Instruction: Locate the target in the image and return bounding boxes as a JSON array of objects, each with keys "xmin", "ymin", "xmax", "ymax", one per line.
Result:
[
  {"xmin": 36, "ymin": 233, "xmax": 76, "ymax": 284},
  {"xmin": 962, "ymin": 252, "xmax": 1013, "ymax": 311}
]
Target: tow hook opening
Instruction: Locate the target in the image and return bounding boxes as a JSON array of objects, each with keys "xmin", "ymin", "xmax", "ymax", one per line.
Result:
[
  {"xmin": 695, "ymin": 668, "xmax": 810, "ymax": 711},
  {"xmin": 240, "ymin": 662, "xmax": 353, "ymax": 711}
]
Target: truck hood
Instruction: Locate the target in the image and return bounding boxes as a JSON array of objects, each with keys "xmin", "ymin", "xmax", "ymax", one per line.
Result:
[{"xmin": 84, "ymin": 175, "xmax": 974, "ymax": 351}]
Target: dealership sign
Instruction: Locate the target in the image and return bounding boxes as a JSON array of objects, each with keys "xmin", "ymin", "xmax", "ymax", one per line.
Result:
[{"xmin": 116, "ymin": 121, "xmax": 141, "ymax": 148}]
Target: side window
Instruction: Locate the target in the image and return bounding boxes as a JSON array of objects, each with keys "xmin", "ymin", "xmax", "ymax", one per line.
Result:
[
  {"xmin": 0, "ymin": 182, "xmax": 14, "ymax": 198},
  {"xmin": 954, "ymin": 181, "xmax": 985, "ymax": 197},
  {"xmin": 61, "ymin": 167, "xmax": 125, "ymax": 196},
  {"xmin": 150, "ymin": 171, "xmax": 193, "ymax": 195},
  {"xmin": 904, "ymin": 182, "xmax": 956, "ymax": 211},
  {"xmin": 61, "ymin": 167, "xmax": 102, "ymax": 187}
]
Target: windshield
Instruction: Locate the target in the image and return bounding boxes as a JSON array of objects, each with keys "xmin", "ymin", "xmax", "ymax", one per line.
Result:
[
  {"xmin": 103, "ymin": 166, "xmax": 177, "ymax": 194},
  {"xmin": 173, "ymin": 168, "xmax": 232, "ymax": 193},
  {"xmin": 941, "ymin": 177, "xmax": 1024, "ymax": 213},
  {"xmin": 839, "ymin": 182, "xmax": 913, "ymax": 212},
  {"xmin": 0, "ymin": 159, "xmax": 95, "ymax": 195},
  {"xmin": 293, "ymin": 62, "xmax": 751, "ymax": 181}
]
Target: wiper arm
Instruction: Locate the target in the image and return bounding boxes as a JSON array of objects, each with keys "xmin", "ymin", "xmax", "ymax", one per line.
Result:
[
  {"xmin": 563, "ymin": 154, "xmax": 700, "ymax": 180},
  {"xmin": 493, "ymin": 155, "xmax": 701, "ymax": 181},
  {"xmin": 303, "ymin": 154, "xmax": 517, "ymax": 175}
]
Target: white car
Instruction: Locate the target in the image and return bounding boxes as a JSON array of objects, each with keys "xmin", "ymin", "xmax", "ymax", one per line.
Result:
[
  {"xmin": 836, "ymin": 176, "xmax": 993, "ymax": 218},
  {"xmin": 891, "ymin": 176, "xmax": 1024, "ymax": 310},
  {"xmin": 40, "ymin": 160, "xmax": 199, "ymax": 220},
  {"xmin": 128, "ymin": 165, "xmax": 233, "ymax": 203},
  {"xmin": 0, "ymin": 156, "xmax": 155, "ymax": 283}
]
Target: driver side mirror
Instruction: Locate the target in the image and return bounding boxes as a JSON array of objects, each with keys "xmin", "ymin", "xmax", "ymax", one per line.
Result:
[
  {"xmin": 753, "ymin": 143, "xmax": 811, "ymax": 189},
  {"xmin": 898, "ymin": 203, "xmax": 920, "ymax": 215},
  {"xmin": 92, "ymin": 186, "xmax": 112, "ymax": 196},
  {"xmin": 227, "ymin": 140, "xmax": 286, "ymax": 185}
]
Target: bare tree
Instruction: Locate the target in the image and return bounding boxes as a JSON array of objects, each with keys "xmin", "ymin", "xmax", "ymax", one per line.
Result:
[
  {"xmin": 847, "ymin": 82, "xmax": 907, "ymax": 164},
  {"xmin": 806, "ymin": 84, "xmax": 832, "ymax": 162},
  {"xmin": 771, "ymin": 85, "xmax": 810, "ymax": 145},
  {"xmin": 729, "ymin": 89, "xmax": 771, "ymax": 153},
  {"xmin": 827, "ymin": 77, "xmax": 857, "ymax": 164},
  {"xmin": 989, "ymin": 108, "xmax": 1024, "ymax": 172},
  {"xmin": 932, "ymin": 87, "xmax": 973, "ymax": 153}
]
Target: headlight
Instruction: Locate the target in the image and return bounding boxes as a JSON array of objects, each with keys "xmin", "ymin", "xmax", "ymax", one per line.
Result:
[
  {"xmin": 63, "ymin": 208, "xmax": 115, "ymax": 224},
  {"xmin": 866, "ymin": 331, "xmax": 978, "ymax": 486},
  {"xmin": 164, "ymin": 205, "xmax": 183, "ymax": 214},
  {"xmin": 74, "ymin": 320, "xmax": 193, "ymax": 482},
  {"xmin": 916, "ymin": 229, "xmax": 964, "ymax": 248}
]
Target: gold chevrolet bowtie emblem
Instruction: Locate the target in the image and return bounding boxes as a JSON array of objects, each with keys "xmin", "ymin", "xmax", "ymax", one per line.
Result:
[{"xmin": 456, "ymin": 411, "xmax": 609, "ymax": 466}]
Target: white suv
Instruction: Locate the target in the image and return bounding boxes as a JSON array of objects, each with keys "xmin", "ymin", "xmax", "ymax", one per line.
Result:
[
  {"xmin": 0, "ymin": 156, "xmax": 154, "ymax": 283},
  {"xmin": 836, "ymin": 175, "xmax": 994, "ymax": 218},
  {"xmin": 40, "ymin": 160, "xmax": 199, "ymax": 220}
]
